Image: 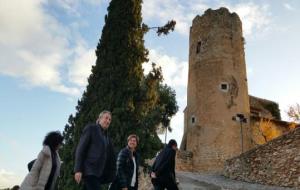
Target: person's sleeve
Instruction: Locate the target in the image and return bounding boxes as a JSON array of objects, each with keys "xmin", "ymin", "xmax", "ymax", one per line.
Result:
[
  {"xmin": 74, "ymin": 125, "xmax": 91, "ymax": 173},
  {"xmin": 30, "ymin": 150, "xmax": 45, "ymax": 186},
  {"xmin": 106, "ymin": 141, "xmax": 117, "ymax": 183},
  {"xmin": 116, "ymin": 149, "xmax": 129, "ymax": 188},
  {"xmin": 110, "ymin": 144, "xmax": 117, "ymax": 178},
  {"xmin": 171, "ymin": 150, "xmax": 176, "ymax": 179}
]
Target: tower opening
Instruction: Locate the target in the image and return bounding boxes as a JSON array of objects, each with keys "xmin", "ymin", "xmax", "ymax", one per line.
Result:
[
  {"xmin": 191, "ymin": 116, "xmax": 196, "ymax": 124},
  {"xmin": 196, "ymin": 41, "xmax": 202, "ymax": 54},
  {"xmin": 220, "ymin": 82, "xmax": 229, "ymax": 92}
]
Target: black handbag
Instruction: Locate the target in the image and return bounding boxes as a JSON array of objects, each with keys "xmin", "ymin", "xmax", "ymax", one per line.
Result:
[{"xmin": 27, "ymin": 159, "xmax": 36, "ymax": 171}]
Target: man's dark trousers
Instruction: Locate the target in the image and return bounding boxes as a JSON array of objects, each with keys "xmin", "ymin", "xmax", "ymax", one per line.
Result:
[
  {"xmin": 153, "ymin": 180, "xmax": 179, "ymax": 190},
  {"xmin": 128, "ymin": 187, "xmax": 137, "ymax": 190},
  {"xmin": 84, "ymin": 175, "xmax": 104, "ymax": 190}
]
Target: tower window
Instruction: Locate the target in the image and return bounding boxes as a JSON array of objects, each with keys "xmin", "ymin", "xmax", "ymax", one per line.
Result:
[
  {"xmin": 196, "ymin": 41, "xmax": 202, "ymax": 54},
  {"xmin": 219, "ymin": 82, "xmax": 229, "ymax": 92},
  {"xmin": 191, "ymin": 116, "xmax": 196, "ymax": 124}
]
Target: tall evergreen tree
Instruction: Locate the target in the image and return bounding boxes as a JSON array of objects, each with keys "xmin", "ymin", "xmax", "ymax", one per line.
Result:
[{"xmin": 58, "ymin": 0, "xmax": 178, "ymax": 189}]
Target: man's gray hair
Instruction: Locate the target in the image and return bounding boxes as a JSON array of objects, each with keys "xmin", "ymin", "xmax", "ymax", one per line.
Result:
[{"xmin": 96, "ymin": 110, "xmax": 112, "ymax": 124}]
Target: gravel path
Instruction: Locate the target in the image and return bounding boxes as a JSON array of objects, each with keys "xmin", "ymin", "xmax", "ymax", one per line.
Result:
[{"xmin": 177, "ymin": 171, "xmax": 296, "ymax": 190}]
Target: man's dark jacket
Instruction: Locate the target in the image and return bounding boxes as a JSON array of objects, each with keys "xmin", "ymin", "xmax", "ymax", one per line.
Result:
[
  {"xmin": 151, "ymin": 145, "xmax": 176, "ymax": 184},
  {"xmin": 109, "ymin": 147, "xmax": 140, "ymax": 190},
  {"xmin": 74, "ymin": 124, "xmax": 116, "ymax": 183}
]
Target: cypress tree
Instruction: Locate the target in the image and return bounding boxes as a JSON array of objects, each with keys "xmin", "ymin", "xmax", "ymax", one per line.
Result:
[{"xmin": 58, "ymin": 0, "xmax": 178, "ymax": 189}]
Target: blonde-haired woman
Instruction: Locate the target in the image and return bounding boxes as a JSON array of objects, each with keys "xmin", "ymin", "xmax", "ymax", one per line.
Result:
[{"xmin": 109, "ymin": 134, "xmax": 140, "ymax": 190}]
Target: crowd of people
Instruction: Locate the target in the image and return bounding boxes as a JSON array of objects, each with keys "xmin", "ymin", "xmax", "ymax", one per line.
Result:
[{"xmin": 19, "ymin": 110, "xmax": 178, "ymax": 190}]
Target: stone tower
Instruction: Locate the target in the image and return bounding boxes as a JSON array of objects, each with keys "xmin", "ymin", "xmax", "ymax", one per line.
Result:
[{"xmin": 182, "ymin": 8, "xmax": 252, "ymax": 172}]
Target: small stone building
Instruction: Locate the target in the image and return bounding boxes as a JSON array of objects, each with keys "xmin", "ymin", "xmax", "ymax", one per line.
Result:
[{"xmin": 178, "ymin": 7, "xmax": 296, "ymax": 173}]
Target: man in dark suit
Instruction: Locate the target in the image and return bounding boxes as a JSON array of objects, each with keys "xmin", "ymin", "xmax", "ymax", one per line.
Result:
[
  {"xmin": 151, "ymin": 139, "xmax": 179, "ymax": 190},
  {"xmin": 74, "ymin": 110, "xmax": 116, "ymax": 190}
]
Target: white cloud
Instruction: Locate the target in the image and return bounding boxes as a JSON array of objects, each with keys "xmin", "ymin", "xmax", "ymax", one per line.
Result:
[
  {"xmin": 56, "ymin": 0, "xmax": 81, "ymax": 16},
  {"xmin": 278, "ymin": 93, "xmax": 300, "ymax": 121},
  {"xmin": 68, "ymin": 46, "xmax": 96, "ymax": 87},
  {"xmin": 143, "ymin": 0, "xmax": 197, "ymax": 35},
  {"xmin": 142, "ymin": 0, "xmax": 271, "ymax": 37},
  {"xmin": 51, "ymin": 0, "xmax": 104, "ymax": 15},
  {"xmin": 144, "ymin": 49, "xmax": 188, "ymax": 145},
  {"xmin": 0, "ymin": 0, "xmax": 43, "ymax": 46},
  {"xmin": 0, "ymin": 0, "xmax": 94, "ymax": 96},
  {"xmin": 143, "ymin": 49, "xmax": 188, "ymax": 88},
  {"xmin": 0, "ymin": 169, "xmax": 22, "ymax": 188},
  {"xmin": 283, "ymin": 3, "xmax": 294, "ymax": 11},
  {"xmin": 159, "ymin": 111, "xmax": 184, "ymax": 145},
  {"xmin": 229, "ymin": 3, "xmax": 271, "ymax": 36}
]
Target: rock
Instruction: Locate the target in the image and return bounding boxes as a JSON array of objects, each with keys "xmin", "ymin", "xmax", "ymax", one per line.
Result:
[
  {"xmin": 294, "ymin": 156, "xmax": 300, "ymax": 161},
  {"xmin": 286, "ymin": 139, "xmax": 292, "ymax": 143}
]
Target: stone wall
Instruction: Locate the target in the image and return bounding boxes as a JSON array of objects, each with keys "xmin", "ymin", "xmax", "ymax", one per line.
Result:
[
  {"xmin": 138, "ymin": 159, "xmax": 154, "ymax": 190},
  {"xmin": 176, "ymin": 150, "xmax": 193, "ymax": 171},
  {"xmin": 138, "ymin": 167, "xmax": 153, "ymax": 190},
  {"xmin": 224, "ymin": 127, "xmax": 300, "ymax": 188}
]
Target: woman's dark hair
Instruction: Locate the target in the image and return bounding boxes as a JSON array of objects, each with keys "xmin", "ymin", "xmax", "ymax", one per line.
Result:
[
  {"xmin": 11, "ymin": 185, "xmax": 20, "ymax": 190},
  {"xmin": 43, "ymin": 131, "xmax": 63, "ymax": 150}
]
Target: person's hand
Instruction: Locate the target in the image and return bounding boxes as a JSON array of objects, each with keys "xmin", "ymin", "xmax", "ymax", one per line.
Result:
[
  {"xmin": 74, "ymin": 172, "xmax": 82, "ymax": 184},
  {"xmin": 151, "ymin": 172, "xmax": 157, "ymax": 178},
  {"xmin": 122, "ymin": 188, "xmax": 128, "ymax": 190}
]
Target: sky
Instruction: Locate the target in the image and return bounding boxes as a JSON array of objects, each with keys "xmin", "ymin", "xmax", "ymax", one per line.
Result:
[{"xmin": 0, "ymin": 0, "xmax": 299, "ymax": 188}]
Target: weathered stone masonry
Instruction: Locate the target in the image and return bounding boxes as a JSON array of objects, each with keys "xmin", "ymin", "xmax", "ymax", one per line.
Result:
[
  {"xmin": 224, "ymin": 127, "xmax": 300, "ymax": 188},
  {"xmin": 182, "ymin": 7, "xmax": 252, "ymax": 172}
]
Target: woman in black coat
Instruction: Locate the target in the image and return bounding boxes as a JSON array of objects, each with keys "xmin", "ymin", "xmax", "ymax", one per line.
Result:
[{"xmin": 109, "ymin": 134, "xmax": 140, "ymax": 190}]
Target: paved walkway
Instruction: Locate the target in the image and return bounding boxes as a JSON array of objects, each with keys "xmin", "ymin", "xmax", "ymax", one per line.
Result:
[{"xmin": 177, "ymin": 172, "xmax": 296, "ymax": 190}]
